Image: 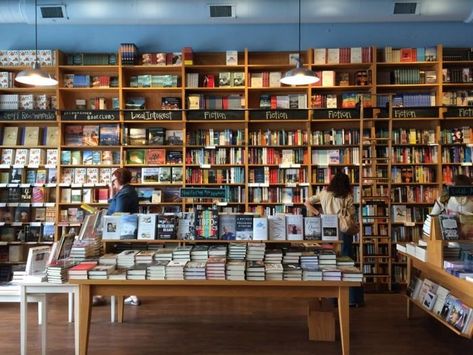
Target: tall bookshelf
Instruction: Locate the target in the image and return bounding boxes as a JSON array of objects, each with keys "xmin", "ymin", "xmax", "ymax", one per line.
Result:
[{"xmin": 1, "ymin": 45, "xmax": 473, "ymax": 289}]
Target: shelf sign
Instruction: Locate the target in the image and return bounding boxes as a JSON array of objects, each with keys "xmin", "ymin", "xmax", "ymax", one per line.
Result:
[
  {"xmin": 444, "ymin": 107, "xmax": 473, "ymax": 118},
  {"xmin": 180, "ymin": 188, "xmax": 226, "ymax": 198},
  {"xmin": 377, "ymin": 107, "xmax": 439, "ymax": 119},
  {"xmin": 447, "ymin": 185, "xmax": 473, "ymax": 196},
  {"xmin": 0, "ymin": 110, "xmax": 56, "ymax": 121},
  {"xmin": 124, "ymin": 110, "xmax": 181, "ymax": 121},
  {"xmin": 62, "ymin": 110, "xmax": 119, "ymax": 121},
  {"xmin": 249, "ymin": 109, "xmax": 308, "ymax": 120},
  {"xmin": 186, "ymin": 110, "xmax": 244, "ymax": 121},
  {"xmin": 312, "ymin": 108, "xmax": 373, "ymax": 119}
]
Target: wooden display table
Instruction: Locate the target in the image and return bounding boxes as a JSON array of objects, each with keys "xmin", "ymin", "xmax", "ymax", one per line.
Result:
[{"xmin": 70, "ymin": 279, "xmax": 359, "ymax": 355}]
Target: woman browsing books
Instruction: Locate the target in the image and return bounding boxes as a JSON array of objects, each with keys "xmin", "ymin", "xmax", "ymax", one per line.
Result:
[
  {"xmin": 304, "ymin": 172, "xmax": 364, "ymax": 306},
  {"xmin": 430, "ymin": 175, "xmax": 473, "ymax": 216},
  {"xmin": 94, "ymin": 168, "xmax": 140, "ymax": 307}
]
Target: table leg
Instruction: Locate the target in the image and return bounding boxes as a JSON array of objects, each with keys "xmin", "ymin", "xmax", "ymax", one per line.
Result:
[
  {"xmin": 37, "ymin": 300, "xmax": 42, "ymax": 325},
  {"xmin": 74, "ymin": 288, "xmax": 80, "ymax": 355},
  {"xmin": 111, "ymin": 296, "xmax": 116, "ymax": 323},
  {"xmin": 41, "ymin": 295, "xmax": 47, "ymax": 355},
  {"xmin": 117, "ymin": 296, "xmax": 124, "ymax": 323},
  {"xmin": 68, "ymin": 292, "xmax": 74, "ymax": 323},
  {"xmin": 78, "ymin": 284, "xmax": 91, "ymax": 355},
  {"xmin": 20, "ymin": 285, "xmax": 27, "ymax": 355},
  {"xmin": 338, "ymin": 287, "xmax": 350, "ymax": 355},
  {"xmin": 406, "ymin": 258, "xmax": 412, "ymax": 320}
]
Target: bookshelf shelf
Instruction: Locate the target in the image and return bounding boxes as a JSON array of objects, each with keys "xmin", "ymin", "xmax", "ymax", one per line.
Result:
[{"xmin": 0, "ymin": 45, "xmax": 469, "ymax": 289}]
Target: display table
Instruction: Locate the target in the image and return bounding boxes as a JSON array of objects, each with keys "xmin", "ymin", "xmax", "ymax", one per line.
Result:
[
  {"xmin": 70, "ymin": 279, "xmax": 359, "ymax": 355},
  {"xmin": 18, "ymin": 283, "xmax": 79, "ymax": 355}
]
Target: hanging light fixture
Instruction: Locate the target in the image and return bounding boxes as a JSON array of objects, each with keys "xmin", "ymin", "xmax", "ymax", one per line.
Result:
[
  {"xmin": 280, "ymin": 0, "xmax": 319, "ymax": 86},
  {"xmin": 15, "ymin": 0, "xmax": 57, "ymax": 86}
]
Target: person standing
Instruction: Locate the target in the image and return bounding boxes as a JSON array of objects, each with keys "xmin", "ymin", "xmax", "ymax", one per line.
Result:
[
  {"xmin": 304, "ymin": 171, "xmax": 364, "ymax": 306},
  {"xmin": 430, "ymin": 174, "xmax": 473, "ymax": 215},
  {"xmin": 94, "ymin": 168, "xmax": 141, "ymax": 306}
]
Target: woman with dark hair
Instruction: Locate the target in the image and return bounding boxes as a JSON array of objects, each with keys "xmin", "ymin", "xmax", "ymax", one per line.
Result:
[
  {"xmin": 94, "ymin": 169, "xmax": 140, "ymax": 306},
  {"xmin": 107, "ymin": 168, "xmax": 139, "ymax": 216},
  {"xmin": 304, "ymin": 171, "xmax": 363, "ymax": 306},
  {"xmin": 431, "ymin": 174, "xmax": 473, "ymax": 215}
]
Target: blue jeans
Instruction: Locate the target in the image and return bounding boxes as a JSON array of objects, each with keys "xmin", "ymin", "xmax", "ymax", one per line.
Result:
[{"xmin": 341, "ymin": 232, "xmax": 364, "ymax": 306}]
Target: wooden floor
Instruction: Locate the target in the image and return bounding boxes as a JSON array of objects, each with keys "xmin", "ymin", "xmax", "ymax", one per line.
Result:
[{"xmin": 0, "ymin": 293, "xmax": 471, "ymax": 355}]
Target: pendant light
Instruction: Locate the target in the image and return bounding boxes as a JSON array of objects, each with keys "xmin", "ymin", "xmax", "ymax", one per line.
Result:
[
  {"xmin": 280, "ymin": 0, "xmax": 319, "ymax": 86},
  {"xmin": 15, "ymin": 0, "xmax": 57, "ymax": 86}
]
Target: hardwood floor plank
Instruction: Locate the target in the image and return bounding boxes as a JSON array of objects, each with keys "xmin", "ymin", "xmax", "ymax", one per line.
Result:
[{"xmin": 0, "ymin": 294, "xmax": 470, "ymax": 355}]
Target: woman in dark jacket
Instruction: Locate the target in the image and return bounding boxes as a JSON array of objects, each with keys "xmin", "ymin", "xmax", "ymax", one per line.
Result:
[{"xmin": 107, "ymin": 168, "xmax": 139, "ymax": 215}]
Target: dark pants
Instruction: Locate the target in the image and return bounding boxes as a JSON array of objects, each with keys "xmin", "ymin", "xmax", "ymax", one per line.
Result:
[{"xmin": 341, "ymin": 233, "xmax": 365, "ymax": 306}]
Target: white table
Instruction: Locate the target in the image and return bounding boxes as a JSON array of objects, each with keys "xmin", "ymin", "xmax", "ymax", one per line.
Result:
[
  {"xmin": 0, "ymin": 283, "xmax": 45, "ymax": 325},
  {"xmin": 19, "ymin": 283, "xmax": 79, "ymax": 355}
]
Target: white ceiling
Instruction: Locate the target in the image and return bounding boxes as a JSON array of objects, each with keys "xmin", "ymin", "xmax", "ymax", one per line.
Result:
[{"xmin": 1, "ymin": 0, "xmax": 473, "ymax": 25}]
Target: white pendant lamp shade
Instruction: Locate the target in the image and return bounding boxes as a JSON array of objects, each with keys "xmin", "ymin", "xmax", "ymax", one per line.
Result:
[
  {"xmin": 15, "ymin": 61, "xmax": 57, "ymax": 86},
  {"xmin": 14, "ymin": 0, "xmax": 57, "ymax": 87},
  {"xmin": 281, "ymin": 0, "xmax": 319, "ymax": 86},
  {"xmin": 280, "ymin": 63, "xmax": 319, "ymax": 86}
]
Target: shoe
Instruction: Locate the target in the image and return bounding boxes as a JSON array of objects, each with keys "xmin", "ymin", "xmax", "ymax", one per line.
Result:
[
  {"xmin": 124, "ymin": 296, "xmax": 141, "ymax": 306},
  {"xmin": 92, "ymin": 296, "xmax": 106, "ymax": 306}
]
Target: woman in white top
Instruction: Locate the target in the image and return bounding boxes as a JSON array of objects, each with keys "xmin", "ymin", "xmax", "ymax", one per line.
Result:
[
  {"xmin": 304, "ymin": 172, "xmax": 363, "ymax": 306},
  {"xmin": 431, "ymin": 175, "xmax": 473, "ymax": 215}
]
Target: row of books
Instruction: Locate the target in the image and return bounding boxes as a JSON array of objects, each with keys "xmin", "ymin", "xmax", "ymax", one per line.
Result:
[
  {"xmin": 249, "ymin": 72, "xmax": 282, "ymax": 88},
  {"xmin": 125, "ymin": 127, "xmax": 183, "ymax": 146},
  {"xmin": 0, "ymin": 167, "xmax": 56, "ymax": 185},
  {"xmin": 1, "ymin": 126, "xmax": 58, "ymax": 147},
  {"xmin": 186, "ymin": 72, "xmax": 244, "ymax": 88},
  {"xmin": 0, "ymin": 49, "xmax": 55, "ymax": 66},
  {"xmin": 66, "ymin": 52, "xmax": 116, "ymax": 66},
  {"xmin": 63, "ymin": 74, "xmax": 118, "ymax": 88},
  {"xmin": 60, "ymin": 167, "xmax": 115, "ymax": 185},
  {"xmin": 391, "ymin": 186, "xmax": 438, "ymax": 204},
  {"xmin": 186, "ymin": 148, "xmax": 244, "ymax": 165},
  {"xmin": 185, "ymin": 167, "xmax": 244, "ymax": 184},
  {"xmin": 248, "ymin": 166, "xmax": 307, "ymax": 184},
  {"xmin": 0, "ymin": 206, "xmax": 56, "ymax": 226},
  {"xmin": 407, "ymin": 276, "xmax": 473, "ymax": 334},
  {"xmin": 313, "ymin": 47, "xmax": 372, "ymax": 64},
  {"xmin": 377, "ymin": 69, "xmax": 436, "ymax": 85},
  {"xmin": 259, "ymin": 94, "xmax": 307, "ymax": 109},
  {"xmin": 187, "ymin": 94, "xmax": 244, "ymax": 110},
  {"xmin": 311, "ymin": 129, "xmax": 366, "ymax": 146},
  {"xmin": 125, "ymin": 96, "xmax": 181, "ymax": 110},
  {"xmin": 75, "ymin": 97, "xmax": 119, "ymax": 110},
  {"xmin": 391, "ymin": 128, "xmax": 436, "ymax": 145},
  {"xmin": 0, "ymin": 94, "xmax": 56, "ymax": 110},
  {"xmin": 311, "ymin": 148, "xmax": 362, "ymax": 166},
  {"xmin": 141, "ymin": 52, "xmax": 182, "ymax": 66},
  {"xmin": 129, "ymin": 74, "xmax": 178, "ymax": 88},
  {"xmin": 442, "ymin": 146, "xmax": 473, "ymax": 164},
  {"xmin": 61, "ymin": 187, "xmax": 109, "ymax": 204},
  {"xmin": 391, "ymin": 147, "xmax": 438, "ymax": 164},
  {"xmin": 377, "ymin": 93, "xmax": 436, "ymax": 107},
  {"xmin": 443, "ymin": 68, "xmax": 473, "ymax": 83},
  {"xmin": 248, "ymin": 129, "xmax": 308, "ymax": 146},
  {"xmin": 1, "ymin": 185, "xmax": 55, "ymax": 204},
  {"xmin": 101, "ymin": 212, "xmax": 341, "ymax": 242},
  {"xmin": 311, "ymin": 93, "xmax": 372, "ymax": 109},
  {"xmin": 248, "ymin": 149, "xmax": 308, "ymax": 165},
  {"xmin": 126, "ymin": 148, "xmax": 182, "ymax": 165},
  {"xmin": 61, "ymin": 149, "xmax": 120, "ymax": 166},
  {"xmin": 248, "ymin": 187, "xmax": 308, "ymax": 205},
  {"xmin": 391, "ymin": 166, "xmax": 436, "ymax": 184},
  {"xmin": 315, "ymin": 70, "xmax": 371, "ymax": 87},
  {"xmin": 1, "ymin": 148, "xmax": 58, "ymax": 167},
  {"xmin": 186, "ymin": 129, "xmax": 245, "ymax": 146},
  {"xmin": 442, "ymin": 90, "xmax": 473, "ymax": 107},
  {"xmin": 312, "ymin": 167, "xmax": 363, "ymax": 185},
  {"xmin": 381, "ymin": 47, "xmax": 437, "ymax": 63},
  {"xmin": 64, "ymin": 124, "xmax": 120, "ymax": 146},
  {"xmin": 0, "ymin": 224, "xmax": 55, "ymax": 244},
  {"xmin": 440, "ymin": 127, "xmax": 472, "ymax": 144}
]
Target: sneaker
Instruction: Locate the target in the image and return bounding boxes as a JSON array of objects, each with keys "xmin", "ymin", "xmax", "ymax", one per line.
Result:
[
  {"xmin": 124, "ymin": 296, "xmax": 141, "ymax": 306},
  {"xmin": 92, "ymin": 296, "xmax": 106, "ymax": 306}
]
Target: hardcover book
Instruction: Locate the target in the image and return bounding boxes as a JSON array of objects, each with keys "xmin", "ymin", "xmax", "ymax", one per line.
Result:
[
  {"xmin": 99, "ymin": 125, "xmax": 120, "ymax": 145},
  {"xmin": 195, "ymin": 209, "xmax": 218, "ymax": 240},
  {"xmin": 119, "ymin": 214, "xmax": 138, "ymax": 240},
  {"xmin": 218, "ymin": 214, "xmax": 236, "ymax": 240},
  {"xmin": 235, "ymin": 214, "xmax": 253, "ymax": 240},
  {"xmin": 137, "ymin": 213, "xmax": 157, "ymax": 240},
  {"xmin": 157, "ymin": 214, "xmax": 178, "ymax": 239}
]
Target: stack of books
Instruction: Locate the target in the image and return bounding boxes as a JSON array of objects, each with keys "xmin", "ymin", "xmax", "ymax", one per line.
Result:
[
  {"xmin": 283, "ymin": 263, "xmax": 302, "ymax": 281},
  {"xmin": 147, "ymin": 261, "xmax": 168, "ymax": 280},
  {"xmin": 246, "ymin": 260, "xmax": 265, "ymax": 281},
  {"xmin": 88, "ymin": 264, "xmax": 115, "ymax": 280},
  {"xmin": 127, "ymin": 264, "xmax": 148, "ymax": 280},
  {"xmin": 247, "ymin": 243, "xmax": 265, "ymax": 261},
  {"xmin": 228, "ymin": 243, "xmax": 246, "ymax": 260},
  {"xmin": 173, "ymin": 246, "xmax": 192, "ymax": 262},
  {"xmin": 190, "ymin": 245, "xmax": 209, "ymax": 261},
  {"xmin": 117, "ymin": 250, "xmax": 139, "ymax": 268},
  {"xmin": 264, "ymin": 249, "xmax": 283, "ymax": 264},
  {"xmin": 184, "ymin": 261, "xmax": 207, "ymax": 280},
  {"xmin": 265, "ymin": 263, "xmax": 283, "ymax": 280},
  {"xmin": 206, "ymin": 257, "xmax": 226, "ymax": 280},
  {"xmin": 165, "ymin": 260, "xmax": 186, "ymax": 280},
  {"xmin": 68, "ymin": 261, "xmax": 97, "ymax": 280},
  {"xmin": 135, "ymin": 250, "xmax": 155, "ymax": 264},
  {"xmin": 155, "ymin": 248, "xmax": 173, "ymax": 262},
  {"xmin": 226, "ymin": 260, "xmax": 245, "ymax": 280}
]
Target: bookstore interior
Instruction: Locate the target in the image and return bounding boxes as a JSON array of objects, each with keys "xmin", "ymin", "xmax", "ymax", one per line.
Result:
[{"xmin": 1, "ymin": 1, "xmax": 473, "ymax": 354}]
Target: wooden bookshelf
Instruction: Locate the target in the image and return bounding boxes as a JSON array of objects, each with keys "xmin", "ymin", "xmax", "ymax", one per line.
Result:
[{"xmin": 1, "ymin": 45, "xmax": 473, "ymax": 290}]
